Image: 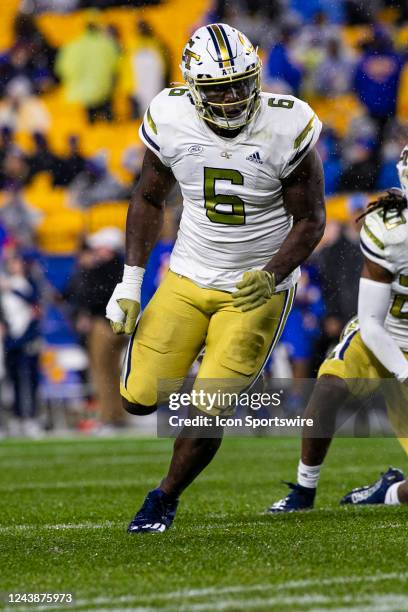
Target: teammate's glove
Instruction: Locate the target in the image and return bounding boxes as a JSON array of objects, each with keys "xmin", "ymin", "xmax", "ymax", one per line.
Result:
[
  {"xmin": 106, "ymin": 265, "xmax": 144, "ymax": 335},
  {"xmin": 232, "ymin": 270, "xmax": 275, "ymax": 312}
]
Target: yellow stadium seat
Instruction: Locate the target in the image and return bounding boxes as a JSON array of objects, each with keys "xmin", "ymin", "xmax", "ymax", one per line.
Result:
[
  {"xmin": 311, "ymin": 94, "xmax": 364, "ymax": 137},
  {"xmin": 395, "ymin": 24, "xmax": 408, "ymax": 49},
  {"xmin": 24, "ymin": 173, "xmax": 67, "ymax": 214},
  {"xmin": 36, "ymin": 208, "xmax": 84, "ymax": 255},
  {"xmin": 84, "ymin": 202, "xmax": 128, "ymax": 234},
  {"xmin": 0, "ymin": 0, "xmax": 21, "ymax": 51},
  {"xmin": 326, "ymin": 194, "xmax": 350, "ymax": 222},
  {"xmin": 397, "ymin": 63, "xmax": 408, "ymax": 123},
  {"xmin": 341, "ymin": 25, "xmax": 372, "ymax": 51}
]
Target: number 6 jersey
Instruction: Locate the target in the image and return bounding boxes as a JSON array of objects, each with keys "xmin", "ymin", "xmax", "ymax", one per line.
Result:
[{"xmin": 139, "ymin": 87, "xmax": 322, "ymax": 292}]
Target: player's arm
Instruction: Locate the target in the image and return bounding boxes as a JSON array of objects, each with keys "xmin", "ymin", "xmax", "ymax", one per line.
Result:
[
  {"xmin": 232, "ymin": 148, "xmax": 325, "ymax": 311},
  {"xmin": 267, "ymin": 147, "xmax": 325, "ymax": 283},
  {"xmin": 106, "ymin": 148, "xmax": 176, "ymax": 334},
  {"xmin": 358, "ymin": 257, "xmax": 408, "ymax": 382},
  {"xmin": 125, "ymin": 148, "xmax": 175, "ymax": 266}
]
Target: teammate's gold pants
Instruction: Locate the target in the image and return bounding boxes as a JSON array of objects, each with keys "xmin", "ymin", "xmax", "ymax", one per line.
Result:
[
  {"xmin": 318, "ymin": 328, "xmax": 408, "ymax": 454},
  {"xmin": 120, "ymin": 271, "xmax": 295, "ymax": 415}
]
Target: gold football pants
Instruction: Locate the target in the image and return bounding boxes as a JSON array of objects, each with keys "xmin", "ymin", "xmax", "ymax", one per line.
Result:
[
  {"xmin": 120, "ymin": 271, "xmax": 295, "ymax": 415},
  {"xmin": 319, "ymin": 328, "xmax": 408, "ymax": 454}
]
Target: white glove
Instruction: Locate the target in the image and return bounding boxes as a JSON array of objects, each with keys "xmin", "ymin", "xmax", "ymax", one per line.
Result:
[{"xmin": 106, "ymin": 265, "xmax": 144, "ymax": 334}]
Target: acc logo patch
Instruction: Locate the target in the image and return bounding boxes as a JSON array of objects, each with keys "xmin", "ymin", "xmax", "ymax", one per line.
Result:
[{"xmin": 188, "ymin": 144, "xmax": 204, "ymax": 154}]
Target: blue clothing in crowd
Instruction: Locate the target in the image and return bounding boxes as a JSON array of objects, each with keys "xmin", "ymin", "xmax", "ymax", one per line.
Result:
[
  {"xmin": 141, "ymin": 240, "xmax": 174, "ymax": 309},
  {"xmin": 266, "ymin": 42, "xmax": 303, "ymax": 95},
  {"xmin": 353, "ymin": 50, "xmax": 403, "ymax": 118}
]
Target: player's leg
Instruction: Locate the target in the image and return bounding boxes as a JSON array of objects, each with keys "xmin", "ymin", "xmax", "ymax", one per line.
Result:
[
  {"xmin": 128, "ymin": 408, "xmax": 223, "ymax": 534},
  {"xmin": 160, "ymin": 405, "xmax": 223, "ymax": 497},
  {"xmin": 153, "ymin": 287, "xmax": 295, "ymax": 507},
  {"xmin": 268, "ymin": 374, "xmax": 350, "ymax": 513},
  {"xmin": 196, "ymin": 287, "xmax": 295, "ymax": 392},
  {"xmin": 120, "ymin": 271, "xmax": 209, "ymax": 414},
  {"xmin": 268, "ymin": 324, "xmax": 384, "ymax": 512},
  {"xmin": 340, "ymin": 380, "xmax": 408, "ymax": 506},
  {"xmin": 124, "ymin": 272, "xmax": 211, "ymax": 534}
]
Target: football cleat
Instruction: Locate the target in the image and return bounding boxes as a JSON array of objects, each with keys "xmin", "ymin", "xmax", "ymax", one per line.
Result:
[
  {"xmin": 267, "ymin": 482, "xmax": 316, "ymax": 513},
  {"xmin": 340, "ymin": 467, "xmax": 405, "ymax": 505},
  {"xmin": 127, "ymin": 488, "xmax": 179, "ymax": 534}
]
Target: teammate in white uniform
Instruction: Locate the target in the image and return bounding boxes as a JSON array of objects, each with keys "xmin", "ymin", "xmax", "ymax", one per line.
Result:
[
  {"xmin": 269, "ymin": 145, "xmax": 408, "ymax": 513},
  {"xmin": 106, "ymin": 23, "xmax": 325, "ymax": 532}
]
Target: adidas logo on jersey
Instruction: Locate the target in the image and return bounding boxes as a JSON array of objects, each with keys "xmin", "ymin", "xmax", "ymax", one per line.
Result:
[{"xmin": 246, "ymin": 151, "xmax": 263, "ymax": 164}]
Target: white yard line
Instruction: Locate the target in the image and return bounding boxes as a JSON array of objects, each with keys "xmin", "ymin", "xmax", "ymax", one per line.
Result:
[
  {"xmin": 4, "ymin": 574, "xmax": 408, "ymax": 612},
  {"xmin": 0, "ymin": 520, "xmax": 123, "ymax": 534},
  {"xmin": 0, "ymin": 454, "xmax": 170, "ymax": 469},
  {"xmin": 55, "ymin": 572, "xmax": 408, "ymax": 609},
  {"xmin": 0, "ymin": 478, "xmax": 158, "ymax": 492},
  {"xmin": 311, "ymin": 594, "xmax": 408, "ymax": 612}
]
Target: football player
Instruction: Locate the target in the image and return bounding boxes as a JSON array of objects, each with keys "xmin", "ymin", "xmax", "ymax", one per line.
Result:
[
  {"xmin": 269, "ymin": 145, "xmax": 408, "ymax": 512},
  {"xmin": 106, "ymin": 23, "xmax": 325, "ymax": 532}
]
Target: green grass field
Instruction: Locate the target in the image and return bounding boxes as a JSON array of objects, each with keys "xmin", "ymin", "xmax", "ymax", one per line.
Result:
[{"xmin": 1, "ymin": 435, "xmax": 408, "ymax": 611}]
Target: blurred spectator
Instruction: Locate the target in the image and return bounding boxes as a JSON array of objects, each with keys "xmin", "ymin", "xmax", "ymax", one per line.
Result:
[
  {"xmin": 25, "ymin": 132, "xmax": 87, "ymax": 187},
  {"xmin": 27, "ymin": 132, "xmax": 61, "ymax": 182},
  {"xmin": 0, "ymin": 146, "xmax": 30, "ymax": 190},
  {"xmin": 353, "ymin": 27, "xmax": 404, "ymax": 138},
  {"xmin": 65, "ymin": 227, "xmax": 127, "ymax": 431},
  {"xmin": 280, "ymin": 264, "xmax": 325, "ymax": 379},
  {"xmin": 56, "ymin": 11, "xmax": 120, "ymax": 123},
  {"xmin": 316, "ymin": 128, "xmax": 342, "ymax": 195},
  {"xmin": 22, "ymin": 0, "xmax": 161, "ymax": 12},
  {"xmin": 313, "ymin": 36, "xmax": 355, "ymax": 97},
  {"xmin": 376, "ymin": 122, "xmax": 408, "ymax": 190},
  {"xmin": 12, "ymin": 13, "xmax": 57, "ymax": 90},
  {"xmin": 69, "ymin": 152, "xmax": 130, "ymax": 208},
  {"xmin": 55, "ymin": 135, "xmax": 87, "ymax": 187},
  {"xmin": 314, "ymin": 194, "xmax": 365, "ymax": 355},
  {"xmin": 21, "ymin": 0, "xmax": 80, "ymax": 14},
  {"xmin": 290, "ymin": 0, "xmax": 324, "ymax": 23},
  {"xmin": 106, "ymin": 24, "xmax": 123, "ymax": 54},
  {"xmin": 0, "ymin": 78, "xmax": 50, "ymax": 133},
  {"xmin": 265, "ymin": 23, "xmax": 303, "ymax": 95},
  {"xmin": 0, "ymin": 183, "xmax": 41, "ymax": 248},
  {"xmin": 339, "ymin": 136, "xmax": 378, "ymax": 192},
  {"xmin": 121, "ymin": 144, "xmax": 144, "ymax": 183},
  {"xmin": 0, "ymin": 43, "xmax": 34, "ymax": 98},
  {"xmin": 141, "ymin": 207, "xmax": 179, "ymax": 308},
  {"xmin": 0, "ymin": 251, "xmax": 42, "ymax": 438},
  {"xmin": 122, "ymin": 20, "xmax": 169, "ymax": 119},
  {"xmin": 0, "ymin": 14, "xmax": 56, "ymax": 96},
  {"xmin": 344, "ymin": 0, "xmax": 379, "ymax": 25},
  {"xmin": 219, "ymin": 3, "xmax": 278, "ymax": 50},
  {"xmin": 0, "ymin": 221, "xmax": 10, "ymax": 256},
  {"xmin": 0, "ymin": 125, "xmax": 14, "ymax": 153},
  {"xmin": 293, "ymin": 11, "xmax": 340, "ymax": 57},
  {"xmin": 0, "ymin": 127, "xmax": 16, "ymax": 185},
  {"xmin": 319, "ymin": 0, "xmax": 346, "ymax": 24}
]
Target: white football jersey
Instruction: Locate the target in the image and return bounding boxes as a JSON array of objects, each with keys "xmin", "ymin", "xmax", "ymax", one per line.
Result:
[
  {"xmin": 139, "ymin": 87, "xmax": 322, "ymax": 292},
  {"xmin": 360, "ymin": 208, "xmax": 408, "ymax": 350}
]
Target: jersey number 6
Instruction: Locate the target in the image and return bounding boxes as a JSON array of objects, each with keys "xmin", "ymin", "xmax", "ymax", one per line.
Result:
[{"xmin": 204, "ymin": 167, "xmax": 245, "ymax": 225}]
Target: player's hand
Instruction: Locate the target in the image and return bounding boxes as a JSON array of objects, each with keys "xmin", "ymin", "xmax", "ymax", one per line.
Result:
[
  {"xmin": 232, "ymin": 270, "xmax": 275, "ymax": 312},
  {"xmin": 106, "ymin": 265, "xmax": 144, "ymax": 335}
]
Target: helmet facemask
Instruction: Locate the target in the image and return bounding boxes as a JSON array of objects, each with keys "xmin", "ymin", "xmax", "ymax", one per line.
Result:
[{"xmin": 186, "ymin": 65, "xmax": 261, "ymax": 131}]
